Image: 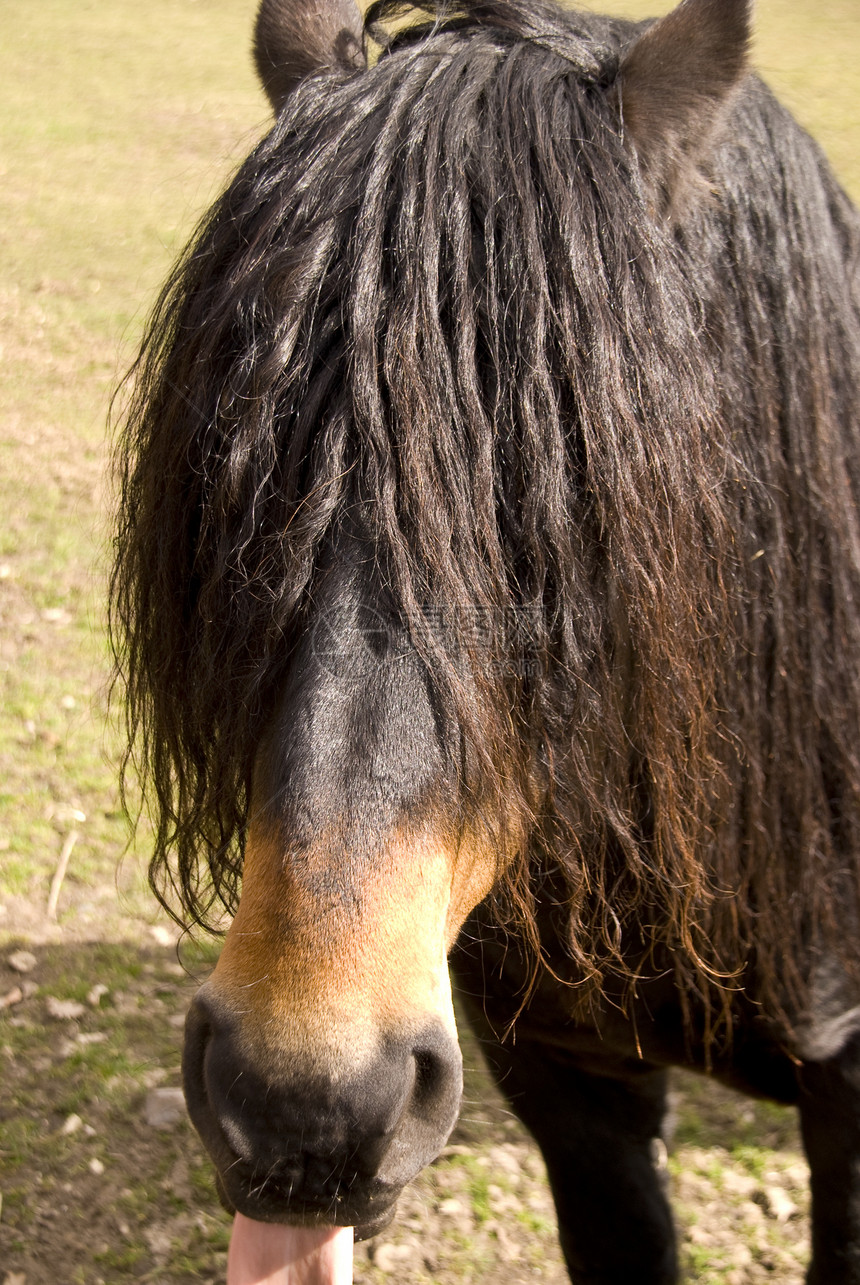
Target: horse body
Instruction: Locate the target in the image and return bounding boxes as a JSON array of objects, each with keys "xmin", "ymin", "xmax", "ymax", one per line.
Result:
[
  {"xmin": 453, "ymin": 911, "xmax": 832, "ymax": 1282},
  {"xmin": 112, "ymin": 0, "xmax": 860, "ymax": 1279}
]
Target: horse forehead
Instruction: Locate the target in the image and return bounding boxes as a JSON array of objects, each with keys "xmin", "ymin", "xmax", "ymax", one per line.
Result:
[{"xmin": 252, "ymin": 579, "xmax": 449, "ymax": 841}]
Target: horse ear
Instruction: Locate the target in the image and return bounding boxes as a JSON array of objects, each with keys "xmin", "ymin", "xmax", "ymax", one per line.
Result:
[
  {"xmin": 615, "ymin": 0, "xmax": 752, "ymax": 214},
  {"xmin": 254, "ymin": 0, "xmax": 367, "ymax": 115}
]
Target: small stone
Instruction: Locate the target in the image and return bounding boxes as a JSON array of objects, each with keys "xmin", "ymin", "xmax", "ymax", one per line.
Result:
[
  {"xmin": 87, "ymin": 984, "xmax": 108, "ymax": 1007},
  {"xmin": 145, "ymin": 1087, "xmax": 187, "ymax": 1128},
  {"xmin": 4, "ymin": 1273, "xmax": 28, "ymax": 1285},
  {"xmin": 687, "ymin": 1222, "xmax": 717, "ymax": 1247},
  {"xmin": 142, "ymin": 1067, "xmax": 168, "ymax": 1089},
  {"xmin": 52, "ymin": 805, "xmax": 86, "ymax": 824},
  {"xmin": 46, "ymin": 996, "xmax": 86, "ymax": 1020},
  {"xmin": 487, "ymin": 1183, "xmax": 518, "ymax": 1215},
  {"xmin": 434, "ymin": 1195, "xmax": 473, "ymax": 1233},
  {"xmin": 371, "ymin": 1243, "xmax": 416, "ymax": 1273},
  {"xmin": 167, "ymin": 1156, "xmax": 193, "ymax": 1202},
  {"xmin": 89, "ymin": 1158, "xmax": 105, "ymax": 1175},
  {"xmin": 487, "ymin": 1219, "xmax": 521, "ymax": 1261},
  {"xmin": 0, "ymin": 987, "xmax": 23, "ymax": 1010},
  {"xmin": 739, "ymin": 1198, "xmax": 766, "ymax": 1225},
  {"xmin": 7, "ymin": 950, "xmax": 36, "ymax": 974},
  {"xmin": 722, "ymin": 1167, "xmax": 758, "ymax": 1198},
  {"xmin": 760, "ymin": 1185, "xmax": 799, "ymax": 1222},
  {"xmin": 41, "ymin": 607, "xmax": 71, "ymax": 625},
  {"xmin": 143, "ymin": 1225, "xmax": 172, "ymax": 1258},
  {"xmin": 61, "ymin": 1113, "xmax": 83, "ymax": 1135},
  {"xmin": 150, "ymin": 925, "xmax": 174, "ymax": 947},
  {"xmin": 488, "ymin": 1143, "xmax": 524, "ymax": 1178}
]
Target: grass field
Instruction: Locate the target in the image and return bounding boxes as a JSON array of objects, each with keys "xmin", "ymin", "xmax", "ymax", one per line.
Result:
[{"xmin": 1, "ymin": 1, "xmax": 858, "ymax": 1282}]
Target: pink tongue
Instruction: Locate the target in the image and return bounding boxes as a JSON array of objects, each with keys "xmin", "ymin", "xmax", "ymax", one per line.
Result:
[{"xmin": 227, "ymin": 1212, "xmax": 354, "ymax": 1285}]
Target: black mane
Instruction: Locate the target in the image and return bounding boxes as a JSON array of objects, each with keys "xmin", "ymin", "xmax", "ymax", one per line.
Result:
[{"xmin": 112, "ymin": 0, "xmax": 860, "ymax": 1030}]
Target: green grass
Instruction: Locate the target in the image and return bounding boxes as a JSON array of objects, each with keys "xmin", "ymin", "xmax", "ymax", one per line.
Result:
[
  {"xmin": 0, "ymin": 0, "xmax": 266, "ymax": 945},
  {"xmin": 438, "ymin": 1153, "xmax": 497, "ymax": 1225}
]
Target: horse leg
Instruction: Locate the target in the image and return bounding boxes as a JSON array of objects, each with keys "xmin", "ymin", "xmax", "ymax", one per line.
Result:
[
  {"xmin": 798, "ymin": 1031, "xmax": 860, "ymax": 1283},
  {"xmin": 465, "ymin": 1025, "xmax": 676, "ymax": 1284}
]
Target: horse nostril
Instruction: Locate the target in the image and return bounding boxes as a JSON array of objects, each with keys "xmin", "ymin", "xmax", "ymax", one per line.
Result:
[
  {"xmin": 182, "ymin": 989, "xmax": 235, "ymax": 1143},
  {"xmin": 405, "ymin": 1027, "xmax": 463, "ymax": 1135},
  {"xmin": 183, "ymin": 991, "xmax": 220, "ymax": 1099},
  {"xmin": 371, "ymin": 1027, "xmax": 462, "ymax": 1192},
  {"xmin": 413, "ymin": 1046, "xmax": 448, "ymax": 1109}
]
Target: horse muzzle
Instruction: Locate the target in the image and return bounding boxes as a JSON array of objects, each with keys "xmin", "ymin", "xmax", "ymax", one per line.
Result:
[{"xmin": 182, "ymin": 985, "xmax": 463, "ymax": 1240}]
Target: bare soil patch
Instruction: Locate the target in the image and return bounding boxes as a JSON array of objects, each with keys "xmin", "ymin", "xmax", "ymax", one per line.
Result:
[{"xmin": 1, "ymin": 935, "xmax": 810, "ymax": 1284}]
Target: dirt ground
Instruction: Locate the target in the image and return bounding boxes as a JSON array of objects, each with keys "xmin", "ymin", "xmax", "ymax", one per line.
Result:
[{"xmin": 1, "ymin": 920, "xmax": 812, "ymax": 1285}]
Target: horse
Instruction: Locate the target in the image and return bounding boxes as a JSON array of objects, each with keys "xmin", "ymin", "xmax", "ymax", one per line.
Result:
[{"xmin": 110, "ymin": 0, "xmax": 860, "ymax": 1279}]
